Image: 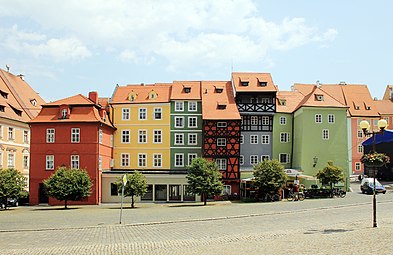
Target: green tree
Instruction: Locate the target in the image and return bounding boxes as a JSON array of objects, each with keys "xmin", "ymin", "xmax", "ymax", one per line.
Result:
[
  {"xmin": 43, "ymin": 167, "xmax": 92, "ymax": 209},
  {"xmin": 316, "ymin": 160, "xmax": 344, "ymax": 190},
  {"xmin": 118, "ymin": 171, "xmax": 147, "ymax": 208},
  {"xmin": 0, "ymin": 168, "xmax": 27, "ymax": 209},
  {"xmin": 253, "ymin": 159, "xmax": 287, "ymax": 197},
  {"xmin": 186, "ymin": 158, "xmax": 223, "ymax": 205}
]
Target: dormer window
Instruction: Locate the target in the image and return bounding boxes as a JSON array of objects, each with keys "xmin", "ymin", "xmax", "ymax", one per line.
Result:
[
  {"xmin": 278, "ymin": 99, "xmax": 287, "ymax": 106},
  {"xmin": 258, "ymin": 81, "xmax": 267, "ymax": 87},
  {"xmin": 0, "ymin": 105, "xmax": 4, "ymax": 112},
  {"xmin": 30, "ymin": 99, "xmax": 37, "ymax": 106},
  {"xmin": 148, "ymin": 90, "xmax": 157, "ymax": 100},
  {"xmin": 183, "ymin": 86, "xmax": 191, "ymax": 93},
  {"xmin": 0, "ymin": 90, "xmax": 8, "ymax": 99},
  {"xmin": 353, "ymin": 102, "xmax": 360, "ymax": 110},
  {"xmin": 61, "ymin": 109, "xmax": 67, "ymax": 119},
  {"xmin": 128, "ymin": 91, "xmax": 137, "ymax": 102},
  {"xmin": 241, "ymin": 81, "xmax": 249, "ymax": 86},
  {"xmin": 217, "ymin": 102, "xmax": 227, "ymax": 110},
  {"xmin": 315, "ymin": 95, "xmax": 324, "ymax": 101},
  {"xmin": 364, "ymin": 103, "xmax": 371, "ymax": 110},
  {"xmin": 215, "ymin": 86, "xmax": 223, "ymax": 93}
]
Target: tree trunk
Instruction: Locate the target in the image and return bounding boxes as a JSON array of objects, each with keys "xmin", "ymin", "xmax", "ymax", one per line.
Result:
[
  {"xmin": 131, "ymin": 195, "xmax": 135, "ymax": 208},
  {"xmin": 65, "ymin": 200, "xmax": 68, "ymax": 209},
  {"xmin": 203, "ymin": 193, "xmax": 207, "ymax": 206}
]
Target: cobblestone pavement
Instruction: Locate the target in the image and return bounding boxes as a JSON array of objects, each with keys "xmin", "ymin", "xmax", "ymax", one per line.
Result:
[{"xmin": 1, "ymin": 191, "xmax": 393, "ymax": 254}]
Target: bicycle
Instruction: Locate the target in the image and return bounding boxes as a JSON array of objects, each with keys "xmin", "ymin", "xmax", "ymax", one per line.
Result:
[
  {"xmin": 262, "ymin": 192, "xmax": 280, "ymax": 202},
  {"xmin": 330, "ymin": 188, "xmax": 346, "ymax": 198},
  {"xmin": 287, "ymin": 190, "xmax": 305, "ymax": 201}
]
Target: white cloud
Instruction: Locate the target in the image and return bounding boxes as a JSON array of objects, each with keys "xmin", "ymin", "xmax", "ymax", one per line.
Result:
[{"xmin": 0, "ymin": 0, "xmax": 337, "ymax": 69}]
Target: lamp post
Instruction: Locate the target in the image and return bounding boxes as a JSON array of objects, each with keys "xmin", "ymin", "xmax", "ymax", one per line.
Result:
[{"xmin": 360, "ymin": 119, "xmax": 387, "ymax": 228}]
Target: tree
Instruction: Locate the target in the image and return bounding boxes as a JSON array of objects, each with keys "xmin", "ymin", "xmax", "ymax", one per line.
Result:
[
  {"xmin": 43, "ymin": 167, "xmax": 92, "ymax": 209},
  {"xmin": 118, "ymin": 171, "xmax": 147, "ymax": 208},
  {"xmin": 316, "ymin": 160, "xmax": 344, "ymax": 190},
  {"xmin": 186, "ymin": 158, "xmax": 223, "ymax": 205},
  {"xmin": 253, "ymin": 159, "xmax": 287, "ymax": 197},
  {"xmin": 0, "ymin": 168, "xmax": 27, "ymax": 209}
]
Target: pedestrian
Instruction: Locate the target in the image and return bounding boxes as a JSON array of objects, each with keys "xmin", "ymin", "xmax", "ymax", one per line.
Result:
[{"xmin": 293, "ymin": 183, "xmax": 299, "ymax": 201}]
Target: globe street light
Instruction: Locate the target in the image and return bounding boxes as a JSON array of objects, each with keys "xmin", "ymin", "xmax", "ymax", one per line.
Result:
[{"xmin": 360, "ymin": 119, "xmax": 387, "ymax": 228}]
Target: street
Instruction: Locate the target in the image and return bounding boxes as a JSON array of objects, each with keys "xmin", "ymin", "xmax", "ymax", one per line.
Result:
[{"xmin": 1, "ymin": 190, "xmax": 393, "ymax": 254}]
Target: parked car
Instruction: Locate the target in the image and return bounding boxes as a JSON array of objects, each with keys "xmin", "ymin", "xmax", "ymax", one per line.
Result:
[
  {"xmin": 0, "ymin": 198, "xmax": 19, "ymax": 208},
  {"xmin": 360, "ymin": 178, "xmax": 386, "ymax": 194}
]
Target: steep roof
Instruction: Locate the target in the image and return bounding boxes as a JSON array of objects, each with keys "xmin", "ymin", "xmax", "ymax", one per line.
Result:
[
  {"xmin": 170, "ymin": 81, "xmax": 201, "ymax": 100},
  {"xmin": 374, "ymin": 100, "xmax": 393, "ymax": 115},
  {"xmin": 111, "ymin": 83, "xmax": 171, "ymax": 104},
  {"xmin": 0, "ymin": 69, "xmax": 45, "ymax": 122},
  {"xmin": 46, "ymin": 94, "xmax": 94, "ymax": 106},
  {"xmin": 383, "ymin": 85, "xmax": 393, "ymax": 100},
  {"xmin": 340, "ymin": 84, "xmax": 379, "ymax": 117},
  {"xmin": 232, "ymin": 72, "xmax": 277, "ymax": 93},
  {"xmin": 276, "ymin": 91, "xmax": 305, "ymax": 113},
  {"xmin": 201, "ymin": 81, "xmax": 240, "ymax": 120}
]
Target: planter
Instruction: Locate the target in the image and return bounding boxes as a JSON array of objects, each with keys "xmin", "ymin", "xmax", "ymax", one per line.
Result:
[
  {"xmin": 361, "ymin": 152, "xmax": 390, "ymax": 168},
  {"xmin": 364, "ymin": 162, "xmax": 385, "ymax": 168}
]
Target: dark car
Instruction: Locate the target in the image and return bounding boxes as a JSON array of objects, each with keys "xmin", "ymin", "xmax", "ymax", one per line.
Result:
[
  {"xmin": 0, "ymin": 198, "xmax": 19, "ymax": 209},
  {"xmin": 360, "ymin": 178, "xmax": 386, "ymax": 194}
]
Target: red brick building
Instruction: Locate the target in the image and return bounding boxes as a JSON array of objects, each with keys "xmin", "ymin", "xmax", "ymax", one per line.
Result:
[{"xmin": 29, "ymin": 92, "xmax": 115, "ymax": 205}]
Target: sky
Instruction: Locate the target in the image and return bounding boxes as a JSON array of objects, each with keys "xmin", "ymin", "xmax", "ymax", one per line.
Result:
[{"xmin": 0, "ymin": 0, "xmax": 391, "ymax": 102}]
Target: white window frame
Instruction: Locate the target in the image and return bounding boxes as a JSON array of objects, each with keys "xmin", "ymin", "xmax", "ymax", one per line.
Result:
[
  {"xmin": 355, "ymin": 162, "xmax": 361, "ymax": 171},
  {"xmin": 98, "ymin": 156, "xmax": 102, "ymax": 170},
  {"xmin": 99, "ymin": 129, "xmax": 103, "ymax": 144},
  {"xmin": 262, "ymin": 116, "xmax": 269, "ymax": 125},
  {"xmin": 250, "ymin": 135, "xmax": 258, "ymax": 144},
  {"xmin": 0, "ymin": 150, "xmax": 3, "ymax": 168},
  {"xmin": 121, "ymin": 130, "xmax": 130, "ymax": 143},
  {"xmin": 23, "ymin": 154, "xmax": 29, "ymax": 169},
  {"xmin": 328, "ymin": 114, "xmax": 335, "ymax": 124},
  {"xmin": 280, "ymin": 132, "xmax": 290, "ymax": 143},
  {"xmin": 138, "ymin": 153, "xmax": 147, "ymax": 167},
  {"xmin": 188, "ymin": 101, "xmax": 197, "ymax": 112},
  {"xmin": 8, "ymin": 127, "xmax": 14, "ymax": 140},
  {"xmin": 175, "ymin": 117, "xmax": 184, "ymax": 128},
  {"xmin": 71, "ymin": 128, "xmax": 80, "ymax": 143},
  {"xmin": 357, "ymin": 130, "xmax": 363, "ymax": 138},
  {"xmin": 138, "ymin": 130, "xmax": 147, "ymax": 143},
  {"xmin": 153, "ymin": 153, "xmax": 162, "ymax": 168},
  {"xmin": 46, "ymin": 128, "xmax": 55, "ymax": 143},
  {"xmin": 7, "ymin": 151, "xmax": 14, "ymax": 167},
  {"xmin": 261, "ymin": 135, "xmax": 270, "ymax": 144},
  {"xmin": 23, "ymin": 130, "xmax": 29, "ymax": 143},
  {"xmin": 188, "ymin": 117, "xmax": 197, "ymax": 128},
  {"xmin": 121, "ymin": 153, "xmax": 130, "ymax": 167},
  {"xmin": 358, "ymin": 144, "xmax": 363, "ymax": 153},
  {"xmin": 61, "ymin": 109, "xmax": 67, "ymax": 118},
  {"xmin": 261, "ymin": 155, "xmax": 270, "ymax": 161},
  {"xmin": 188, "ymin": 153, "xmax": 197, "ymax": 166},
  {"xmin": 175, "ymin": 101, "xmax": 184, "ymax": 111},
  {"xmin": 315, "ymin": 114, "xmax": 322, "ymax": 123},
  {"xmin": 239, "ymin": 155, "xmax": 244, "ymax": 165},
  {"xmin": 46, "ymin": 155, "xmax": 54, "ymax": 170},
  {"xmin": 216, "ymin": 158, "xmax": 227, "ymax": 170},
  {"xmin": 250, "ymin": 155, "xmax": 258, "ymax": 165},
  {"xmin": 122, "ymin": 108, "xmax": 130, "ymax": 120},
  {"xmin": 175, "ymin": 153, "xmax": 184, "ymax": 167},
  {"xmin": 153, "ymin": 130, "xmax": 162, "ymax": 144},
  {"xmin": 174, "ymin": 133, "xmax": 184, "ymax": 145},
  {"xmin": 279, "ymin": 116, "xmax": 287, "ymax": 125},
  {"xmin": 154, "ymin": 107, "xmax": 162, "ymax": 120},
  {"xmin": 217, "ymin": 138, "xmax": 226, "ymax": 146},
  {"xmin": 251, "ymin": 116, "xmax": 258, "ymax": 125},
  {"xmin": 279, "ymin": 153, "xmax": 290, "ymax": 164},
  {"xmin": 71, "ymin": 155, "xmax": 80, "ymax": 169},
  {"xmin": 217, "ymin": 122, "xmax": 227, "ymax": 127},
  {"xmin": 138, "ymin": 108, "xmax": 147, "ymax": 120},
  {"xmin": 322, "ymin": 129, "xmax": 329, "ymax": 140},
  {"xmin": 188, "ymin": 133, "xmax": 197, "ymax": 145},
  {"xmin": 240, "ymin": 135, "xmax": 244, "ymax": 144}
]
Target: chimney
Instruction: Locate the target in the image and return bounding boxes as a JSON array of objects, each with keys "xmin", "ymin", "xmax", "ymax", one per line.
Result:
[{"xmin": 89, "ymin": 91, "xmax": 98, "ymax": 104}]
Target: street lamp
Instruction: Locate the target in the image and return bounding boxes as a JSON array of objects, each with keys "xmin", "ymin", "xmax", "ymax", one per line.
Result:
[{"xmin": 360, "ymin": 119, "xmax": 387, "ymax": 228}]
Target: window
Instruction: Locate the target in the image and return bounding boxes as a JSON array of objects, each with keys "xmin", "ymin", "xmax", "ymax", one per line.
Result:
[
  {"xmin": 175, "ymin": 153, "xmax": 184, "ymax": 167},
  {"xmin": 175, "ymin": 117, "xmax": 184, "ymax": 128},
  {"xmin": 261, "ymin": 135, "xmax": 270, "ymax": 144},
  {"xmin": 175, "ymin": 101, "xmax": 184, "ymax": 111},
  {"xmin": 121, "ymin": 153, "xmax": 129, "ymax": 167},
  {"xmin": 189, "ymin": 101, "xmax": 197, "ymax": 111},
  {"xmin": 46, "ymin": 129, "xmax": 55, "ymax": 143},
  {"xmin": 280, "ymin": 116, "xmax": 287, "ymax": 125},
  {"xmin": 358, "ymin": 145, "xmax": 363, "ymax": 153},
  {"xmin": 262, "ymin": 116, "xmax": 269, "ymax": 125},
  {"xmin": 357, "ymin": 130, "xmax": 363, "ymax": 138},
  {"xmin": 153, "ymin": 154, "xmax": 162, "ymax": 167},
  {"xmin": 184, "ymin": 87, "xmax": 191, "ymax": 93},
  {"xmin": 279, "ymin": 153, "xmax": 290, "ymax": 164},
  {"xmin": 216, "ymin": 158, "xmax": 227, "ymax": 170},
  {"xmin": 138, "ymin": 154, "xmax": 147, "ymax": 167},
  {"xmin": 71, "ymin": 155, "xmax": 79, "ymax": 169},
  {"xmin": 259, "ymin": 81, "xmax": 267, "ymax": 87},
  {"xmin": 111, "ymin": 183, "xmax": 119, "ymax": 196},
  {"xmin": 139, "ymin": 108, "xmax": 147, "ymax": 120},
  {"xmin": 188, "ymin": 133, "xmax": 197, "ymax": 145},
  {"xmin": 153, "ymin": 130, "xmax": 162, "ymax": 143},
  {"xmin": 61, "ymin": 109, "xmax": 67, "ymax": 119},
  {"xmin": 328, "ymin": 114, "xmax": 335, "ymax": 124},
  {"xmin": 188, "ymin": 117, "xmax": 197, "ymax": 128},
  {"xmin": 175, "ymin": 133, "xmax": 184, "ymax": 145},
  {"xmin": 241, "ymin": 81, "xmax": 249, "ymax": 86},
  {"xmin": 7, "ymin": 151, "xmax": 14, "ymax": 167},
  {"xmin": 217, "ymin": 138, "xmax": 226, "ymax": 146},
  {"xmin": 251, "ymin": 116, "xmax": 258, "ymax": 125},
  {"xmin": 280, "ymin": 133, "xmax": 290, "ymax": 143},
  {"xmin": 8, "ymin": 127, "xmax": 13, "ymax": 140},
  {"xmin": 96, "ymin": 156, "xmax": 101, "ymax": 170},
  {"xmin": 315, "ymin": 95, "xmax": 324, "ymax": 101},
  {"xmin": 71, "ymin": 128, "xmax": 80, "ymax": 143},
  {"xmin": 138, "ymin": 130, "xmax": 147, "ymax": 143},
  {"xmin": 121, "ymin": 130, "xmax": 130, "ymax": 143},
  {"xmin": 250, "ymin": 135, "xmax": 258, "ymax": 144},
  {"xmin": 0, "ymin": 125, "xmax": 2, "ymax": 139},
  {"xmin": 188, "ymin": 153, "xmax": 197, "ymax": 165},
  {"xmin": 99, "ymin": 129, "xmax": 103, "ymax": 144},
  {"xmin": 122, "ymin": 108, "xmax": 130, "ymax": 120},
  {"xmin": 239, "ymin": 155, "xmax": 244, "ymax": 165},
  {"xmin": 261, "ymin": 98, "xmax": 271, "ymax": 104},
  {"xmin": 315, "ymin": 114, "xmax": 322, "ymax": 123},
  {"xmin": 215, "ymin": 87, "xmax": 223, "ymax": 93},
  {"xmin": 384, "ymin": 117, "xmax": 389, "ymax": 124},
  {"xmin": 217, "ymin": 122, "xmax": 227, "ymax": 127},
  {"xmin": 23, "ymin": 155, "xmax": 29, "ymax": 169},
  {"xmin": 23, "ymin": 130, "xmax": 29, "ymax": 143},
  {"xmin": 261, "ymin": 155, "xmax": 270, "ymax": 161},
  {"xmin": 322, "ymin": 129, "xmax": 329, "ymax": 140},
  {"xmin": 355, "ymin": 162, "xmax": 361, "ymax": 171},
  {"xmin": 46, "ymin": 155, "xmax": 54, "ymax": 170},
  {"xmin": 250, "ymin": 155, "xmax": 258, "ymax": 165},
  {"xmin": 0, "ymin": 151, "xmax": 3, "ymax": 167},
  {"xmin": 240, "ymin": 135, "xmax": 244, "ymax": 144},
  {"xmin": 154, "ymin": 108, "xmax": 162, "ymax": 120}
]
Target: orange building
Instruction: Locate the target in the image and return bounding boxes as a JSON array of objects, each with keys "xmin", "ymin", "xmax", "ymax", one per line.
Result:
[{"xmin": 29, "ymin": 92, "xmax": 115, "ymax": 205}]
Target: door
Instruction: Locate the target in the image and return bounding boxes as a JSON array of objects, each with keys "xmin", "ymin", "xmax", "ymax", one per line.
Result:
[{"xmin": 39, "ymin": 183, "xmax": 48, "ymax": 203}]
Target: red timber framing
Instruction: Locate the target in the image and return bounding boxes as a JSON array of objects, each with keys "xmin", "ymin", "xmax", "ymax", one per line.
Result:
[{"xmin": 203, "ymin": 120, "xmax": 241, "ymax": 193}]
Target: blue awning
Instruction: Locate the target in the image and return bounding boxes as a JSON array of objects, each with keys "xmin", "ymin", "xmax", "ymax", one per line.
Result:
[{"xmin": 362, "ymin": 130, "xmax": 393, "ymax": 146}]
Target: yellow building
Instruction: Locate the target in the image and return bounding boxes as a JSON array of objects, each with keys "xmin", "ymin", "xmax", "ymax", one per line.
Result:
[
  {"xmin": 110, "ymin": 84, "xmax": 171, "ymax": 170},
  {"xmin": 0, "ymin": 69, "xmax": 45, "ymax": 185}
]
